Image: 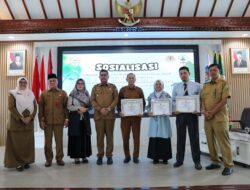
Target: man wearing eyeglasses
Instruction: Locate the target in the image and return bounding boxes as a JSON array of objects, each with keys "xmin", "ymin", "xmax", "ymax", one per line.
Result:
[
  {"xmin": 91, "ymin": 69, "xmax": 118, "ymax": 165},
  {"xmin": 117, "ymin": 73, "xmax": 146, "ymax": 164}
]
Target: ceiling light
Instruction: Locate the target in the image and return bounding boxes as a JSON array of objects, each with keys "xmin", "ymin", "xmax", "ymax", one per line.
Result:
[
  {"xmin": 242, "ymin": 33, "xmax": 248, "ymax": 37},
  {"xmin": 8, "ymin": 36, "xmax": 15, "ymax": 40}
]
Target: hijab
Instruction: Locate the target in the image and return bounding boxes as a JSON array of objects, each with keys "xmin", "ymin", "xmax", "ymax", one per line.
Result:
[
  {"xmin": 9, "ymin": 77, "xmax": 35, "ymax": 116},
  {"xmin": 69, "ymin": 78, "xmax": 90, "ymax": 106},
  {"xmin": 154, "ymin": 80, "xmax": 164, "ymax": 98}
]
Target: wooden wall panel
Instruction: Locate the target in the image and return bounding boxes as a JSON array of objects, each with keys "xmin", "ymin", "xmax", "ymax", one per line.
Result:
[
  {"xmin": 0, "ymin": 42, "xmax": 34, "ymax": 146},
  {"xmin": 2, "ymin": 18, "xmax": 250, "ymax": 34},
  {"xmin": 222, "ymin": 39, "xmax": 250, "ymax": 122},
  {"xmin": 0, "ymin": 39, "xmax": 249, "ymax": 146}
]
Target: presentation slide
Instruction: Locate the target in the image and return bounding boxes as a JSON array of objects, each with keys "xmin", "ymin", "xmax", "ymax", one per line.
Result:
[{"xmin": 59, "ymin": 46, "xmax": 199, "ymax": 103}]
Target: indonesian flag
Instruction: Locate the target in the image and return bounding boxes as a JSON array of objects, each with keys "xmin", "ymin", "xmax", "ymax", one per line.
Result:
[
  {"xmin": 48, "ymin": 49, "xmax": 53, "ymax": 74},
  {"xmin": 40, "ymin": 55, "xmax": 46, "ymax": 92},
  {"xmin": 32, "ymin": 57, "xmax": 40, "ymax": 101}
]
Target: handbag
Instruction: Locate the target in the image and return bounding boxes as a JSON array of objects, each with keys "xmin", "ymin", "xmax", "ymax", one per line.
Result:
[{"xmin": 68, "ymin": 97, "xmax": 81, "ymax": 136}]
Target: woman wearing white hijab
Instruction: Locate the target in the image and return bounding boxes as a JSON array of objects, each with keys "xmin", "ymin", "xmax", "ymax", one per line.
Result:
[
  {"xmin": 4, "ymin": 77, "xmax": 37, "ymax": 171},
  {"xmin": 147, "ymin": 80, "xmax": 172, "ymax": 164}
]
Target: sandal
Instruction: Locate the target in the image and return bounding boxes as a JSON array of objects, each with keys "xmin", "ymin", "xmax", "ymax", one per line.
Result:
[{"xmin": 16, "ymin": 166, "xmax": 24, "ymax": 172}]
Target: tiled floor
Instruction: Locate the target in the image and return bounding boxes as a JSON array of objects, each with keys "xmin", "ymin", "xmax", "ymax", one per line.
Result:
[
  {"xmin": 0, "ymin": 146, "xmax": 249, "ymax": 188},
  {"xmin": 0, "ymin": 186, "xmax": 250, "ymax": 190}
]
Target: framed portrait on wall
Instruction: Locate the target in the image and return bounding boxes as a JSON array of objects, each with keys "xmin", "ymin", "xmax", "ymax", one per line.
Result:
[
  {"xmin": 231, "ymin": 48, "xmax": 250, "ymax": 74},
  {"xmin": 7, "ymin": 50, "xmax": 26, "ymax": 76}
]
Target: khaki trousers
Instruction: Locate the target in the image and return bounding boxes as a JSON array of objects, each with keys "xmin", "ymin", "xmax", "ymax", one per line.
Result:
[
  {"xmin": 44, "ymin": 125, "xmax": 64, "ymax": 161},
  {"xmin": 121, "ymin": 116, "xmax": 141, "ymax": 159},
  {"xmin": 205, "ymin": 119, "xmax": 234, "ymax": 168},
  {"xmin": 94, "ymin": 119, "xmax": 115, "ymax": 158}
]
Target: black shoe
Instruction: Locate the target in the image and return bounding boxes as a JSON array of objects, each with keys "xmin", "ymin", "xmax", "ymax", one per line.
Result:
[
  {"xmin": 133, "ymin": 158, "xmax": 139, "ymax": 164},
  {"xmin": 123, "ymin": 156, "xmax": 131, "ymax": 163},
  {"xmin": 16, "ymin": 166, "xmax": 24, "ymax": 172},
  {"xmin": 153, "ymin": 159, "xmax": 159, "ymax": 164},
  {"xmin": 45, "ymin": 160, "xmax": 52, "ymax": 167},
  {"xmin": 222, "ymin": 167, "xmax": 233, "ymax": 176},
  {"xmin": 96, "ymin": 157, "xmax": 103, "ymax": 165},
  {"xmin": 195, "ymin": 163, "xmax": 202, "ymax": 170},
  {"xmin": 74, "ymin": 159, "xmax": 80, "ymax": 164},
  {"xmin": 56, "ymin": 160, "xmax": 65, "ymax": 166},
  {"xmin": 107, "ymin": 157, "xmax": 113, "ymax": 165},
  {"xmin": 23, "ymin": 164, "xmax": 30, "ymax": 169},
  {"xmin": 173, "ymin": 162, "xmax": 183, "ymax": 168},
  {"xmin": 162, "ymin": 160, "xmax": 168, "ymax": 164},
  {"xmin": 82, "ymin": 158, "xmax": 89, "ymax": 164},
  {"xmin": 205, "ymin": 163, "xmax": 221, "ymax": 170}
]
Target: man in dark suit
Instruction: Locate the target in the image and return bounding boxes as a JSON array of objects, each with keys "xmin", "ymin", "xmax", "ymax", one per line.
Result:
[
  {"xmin": 233, "ymin": 51, "xmax": 247, "ymax": 68},
  {"xmin": 10, "ymin": 54, "xmax": 23, "ymax": 70}
]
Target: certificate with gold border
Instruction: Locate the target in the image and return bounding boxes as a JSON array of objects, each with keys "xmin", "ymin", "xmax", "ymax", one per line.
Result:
[
  {"xmin": 176, "ymin": 95, "xmax": 200, "ymax": 113},
  {"xmin": 121, "ymin": 98, "xmax": 143, "ymax": 116}
]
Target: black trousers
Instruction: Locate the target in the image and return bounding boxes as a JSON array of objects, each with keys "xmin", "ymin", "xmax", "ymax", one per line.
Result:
[{"xmin": 176, "ymin": 113, "xmax": 200, "ymax": 164}]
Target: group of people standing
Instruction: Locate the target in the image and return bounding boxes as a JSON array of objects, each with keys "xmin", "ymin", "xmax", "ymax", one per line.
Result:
[{"xmin": 4, "ymin": 63, "xmax": 233, "ymax": 176}]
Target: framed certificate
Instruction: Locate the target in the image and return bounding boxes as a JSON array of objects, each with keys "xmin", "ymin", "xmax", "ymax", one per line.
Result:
[
  {"xmin": 121, "ymin": 98, "xmax": 143, "ymax": 116},
  {"xmin": 176, "ymin": 95, "xmax": 200, "ymax": 113},
  {"xmin": 151, "ymin": 99, "xmax": 172, "ymax": 116}
]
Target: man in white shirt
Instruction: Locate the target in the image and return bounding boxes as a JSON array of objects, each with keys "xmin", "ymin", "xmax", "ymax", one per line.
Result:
[{"xmin": 172, "ymin": 66, "xmax": 202, "ymax": 170}]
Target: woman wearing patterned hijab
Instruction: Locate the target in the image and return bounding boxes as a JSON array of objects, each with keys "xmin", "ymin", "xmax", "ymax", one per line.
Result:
[
  {"xmin": 67, "ymin": 78, "xmax": 92, "ymax": 164},
  {"xmin": 4, "ymin": 77, "xmax": 37, "ymax": 171},
  {"xmin": 147, "ymin": 80, "xmax": 172, "ymax": 164}
]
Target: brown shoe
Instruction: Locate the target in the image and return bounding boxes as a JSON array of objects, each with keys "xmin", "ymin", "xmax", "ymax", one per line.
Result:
[
  {"xmin": 56, "ymin": 160, "xmax": 65, "ymax": 166},
  {"xmin": 45, "ymin": 160, "xmax": 52, "ymax": 167}
]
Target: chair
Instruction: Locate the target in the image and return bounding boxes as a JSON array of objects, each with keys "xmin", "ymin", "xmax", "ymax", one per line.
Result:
[{"xmin": 231, "ymin": 108, "xmax": 250, "ymax": 130}]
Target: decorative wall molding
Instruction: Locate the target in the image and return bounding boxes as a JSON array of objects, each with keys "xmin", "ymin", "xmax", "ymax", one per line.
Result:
[{"xmin": 0, "ymin": 17, "xmax": 250, "ymax": 34}]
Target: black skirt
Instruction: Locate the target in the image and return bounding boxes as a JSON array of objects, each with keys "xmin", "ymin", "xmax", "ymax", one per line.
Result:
[
  {"xmin": 147, "ymin": 137, "xmax": 172, "ymax": 161},
  {"xmin": 68, "ymin": 120, "xmax": 92, "ymax": 159}
]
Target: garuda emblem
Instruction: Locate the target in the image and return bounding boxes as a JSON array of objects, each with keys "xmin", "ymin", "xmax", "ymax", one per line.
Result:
[{"xmin": 115, "ymin": 0, "xmax": 142, "ymax": 26}]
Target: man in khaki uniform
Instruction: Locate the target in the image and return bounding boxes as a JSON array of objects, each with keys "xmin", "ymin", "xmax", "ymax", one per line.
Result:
[
  {"xmin": 91, "ymin": 69, "xmax": 118, "ymax": 165},
  {"xmin": 201, "ymin": 63, "xmax": 233, "ymax": 176},
  {"xmin": 39, "ymin": 73, "xmax": 68, "ymax": 167}
]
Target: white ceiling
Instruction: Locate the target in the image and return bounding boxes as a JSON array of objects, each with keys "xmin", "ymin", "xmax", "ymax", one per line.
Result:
[{"xmin": 0, "ymin": 0, "xmax": 250, "ymax": 40}]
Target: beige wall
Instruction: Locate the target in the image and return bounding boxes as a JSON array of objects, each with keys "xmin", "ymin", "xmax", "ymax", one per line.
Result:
[
  {"xmin": 222, "ymin": 39, "xmax": 250, "ymax": 122},
  {"xmin": 0, "ymin": 42, "xmax": 34, "ymax": 146},
  {"xmin": 0, "ymin": 39, "xmax": 249, "ymax": 146}
]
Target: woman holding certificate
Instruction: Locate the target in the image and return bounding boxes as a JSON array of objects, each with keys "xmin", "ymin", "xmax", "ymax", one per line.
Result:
[{"xmin": 147, "ymin": 80, "xmax": 172, "ymax": 164}]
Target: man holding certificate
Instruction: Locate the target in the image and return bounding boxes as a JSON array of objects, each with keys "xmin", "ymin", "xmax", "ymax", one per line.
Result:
[
  {"xmin": 91, "ymin": 69, "xmax": 118, "ymax": 165},
  {"xmin": 172, "ymin": 66, "xmax": 202, "ymax": 170},
  {"xmin": 201, "ymin": 63, "xmax": 233, "ymax": 176},
  {"xmin": 117, "ymin": 73, "xmax": 146, "ymax": 164}
]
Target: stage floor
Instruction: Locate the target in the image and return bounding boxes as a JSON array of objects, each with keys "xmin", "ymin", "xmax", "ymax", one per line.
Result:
[{"xmin": 0, "ymin": 146, "xmax": 249, "ymax": 188}]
